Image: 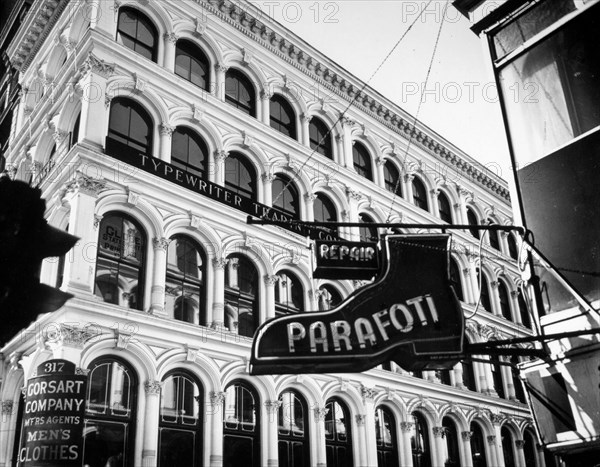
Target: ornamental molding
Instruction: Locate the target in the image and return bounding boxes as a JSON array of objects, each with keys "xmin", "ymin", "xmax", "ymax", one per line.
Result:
[
  {"xmin": 1, "ymin": 401, "xmax": 15, "ymax": 415},
  {"xmin": 212, "ymin": 257, "xmax": 229, "ymax": 269},
  {"xmin": 79, "ymin": 53, "xmax": 116, "ymax": 79},
  {"xmin": 433, "ymin": 426, "xmax": 446, "ymax": 438},
  {"xmin": 159, "ymin": 122, "xmax": 175, "ymax": 137},
  {"xmin": 153, "ymin": 237, "xmax": 170, "ymax": 251},
  {"xmin": 194, "ymin": 17, "xmax": 207, "ymax": 36},
  {"xmin": 487, "ymin": 435, "xmax": 497, "ymax": 445},
  {"xmin": 264, "ymin": 400, "xmax": 282, "ymax": 414},
  {"xmin": 264, "ymin": 274, "xmax": 279, "ymax": 286},
  {"xmin": 490, "ymin": 413, "xmax": 504, "ymax": 425},
  {"xmin": 132, "ymin": 72, "xmax": 147, "ymax": 94},
  {"xmin": 75, "ymin": 367, "xmax": 90, "ymax": 376},
  {"xmin": 355, "ymin": 414, "xmax": 366, "ymax": 426},
  {"xmin": 163, "ymin": 32, "xmax": 178, "ymax": 43},
  {"xmin": 461, "ymin": 431, "xmax": 473, "ymax": 441},
  {"xmin": 127, "ymin": 189, "xmax": 141, "ymax": 206},
  {"xmin": 360, "ymin": 385, "xmax": 376, "ymax": 401},
  {"xmin": 61, "ymin": 325, "xmax": 97, "ymax": 348},
  {"xmin": 516, "ymin": 439, "xmax": 526, "ymax": 449},
  {"xmin": 192, "ymin": 103, "xmax": 205, "ymax": 122}
]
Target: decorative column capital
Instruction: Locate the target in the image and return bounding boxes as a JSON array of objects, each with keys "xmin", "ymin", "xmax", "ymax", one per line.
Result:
[
  {"xmin": 75, "ymin": 367, "xmax": 90, "ymax": 376},
  {"xmin": 153, "ymin": 237, "xmax": 171, "ymax": 251},
  {"xmin": 1, "ymin": 400, "xmax": 15, "ymax": 415},
  {"xmin": 304, "ymin": 192, "xmax": 317, "ymax": 202},
  {"xmin": 400, "ymin": 422, "xmax": 414, "ymax": 433},
  {"xmin": 516, "ymin": 439, "xmax": 526, "ymax": 449},
  {"xmin": 264, "ymin": 274, "xmax": 279, "ymax": 286},
  {"xmin": 214, "ymin": 63, "xmax": 229, "ymax": 73},
  {"xmin": 261, "ymin": 172, "xmax": 274, "ymax": 183},
  {"xmin": 260, "ymin": 89, "xmax": 272, "ymax": 101},
  {"xmin": 144, "ymin": 380, "xmax": 163, "ymax": 395},
  {"xmin": 210, "ymin": 391, "xmax": 226, "ymax": 406},
  {"xmin": 461, "ymin": 431, "xmax": 473, "ymax": 441},
  {"xmin": 433, "ymin": 426, "xmax": 447, "ymax": 438},
  {"xmin": 212, "ymin": 257, "xmax": 229, "ymax": 269},
  {"xmin": 159, "ymin": 122, "xmax": 175, "ymax": 137},
  {"xmin": 487, "ymin": 435, "xmax": 496, "ymax": 445},
  {"xmin": 345, "ymin": 187, "xmax": 362, "ymax": 201},
  {"xmin": 64, "ymin": 171, "xmax": 106, "ymax": 197},
  {"xmin": 355, "ymin": 414, "xmax": 366, "ymax": 426},
  {"xmin": 163, "ymin": 32, "xmax": 179, "ymax": 43},
  {"xmin": 264, "ymin": 400, "xmax": 282, "ymax": 414},
  {"xmin": 313, "ymin": 407, "xmax": 329, "ymax": 421},
  {"xmin": 214, "ymin": 149, "xmax": 229, "ymax": 162},
  {"xmin": 360, "ymin": 385, "xmax": 376, "ymax": 401},
  {"xmin": 490, "ymin": 413, "xmax": 504, "ymax": 425},
  {"xmin": 53, "ymin": 130, "xmax": 69, "ymax": 144},
  {"xmin": 404, "ymin": 173, "xmax": 415, "ymax": 183}
]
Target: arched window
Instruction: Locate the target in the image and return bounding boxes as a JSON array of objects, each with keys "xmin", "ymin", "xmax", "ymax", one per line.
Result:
[
  {"xmin": 270, "ymin": 94, "xmax": 297, "ymax": 139},
  {"xmin": 518, "ymin": 289, "xmax": 532, "ymax": 328},
  {"xmin": 318, "ymin": 284, "xmax": 342, "ymax": 311},
  {"xmin": 498, "ymin": 281, "xmax": 512, "ymax": 321},
  {"xmin": 523, "ymin": 430, "xmax": 537, "ymax": 467},
  {"xmin": 275, "ymin": 270, "xmax": 304, "ymax": 315},
  {"xmin": 325, "ymin": 398, "xmax": 353, "ymax": 467},
  {"xmin": 467, "ymin": 208, "xmax": 480, "ymax": 239},
  {"xmin": 116, "ymin": 7, "xmax": 158, "ymax": 61},
  {"xmin": 225, "ymin": 254, "xmax": 259, "ymax": 337},
  {"xmin": 359, "ymin": 213, "xmax": 378, "ymax": 242},
  {"xmin": 272, "ymin": 174, "xmax": 299, "ymax": 219},
  {"xmin": 175, "ymin": 40, "xmax": 210, "ymax": 90},
  {"xmin": 107, "ymin": 97, "xmax": 153, "ymax": 157},
  {"xmin": 223, "ymin": 381, "xmax": 260, "ymax": 467},
  {"xmin": 69, "ymin": 112, "xmax": 81, "ymax": 149},
  {"xmin": 488, "ymin": 226, "xmax": 501, "ymax": 250},
  {"xmin": 478, "ymin": 269, "xmax": 492, "ymax": 312},
  {"xmin": 278, "ymin": 390, "xmax": 309, "ymax": 467},
  {"xmin": 314, "ymin": 193, "xmax": 338, "ymax": 238},
  {"xmin": 449, "ymin": 258, "xmax": 463, "ymax": 301},
  {"xmin": 438, "ymin": 192, "xmax": 452, "ymax": 223},
  {"xmin": 442, "ymin": 417, "xmax": 460, "ymax": 467},
  {"xmin": 490, "ymin": 354, "xmax": 506, "ymax": 398},
  {"xmin": 83, "ymin": 358, "xmax": 137, "ymax": 467},
  {"xmin": 165, "ymin": 236, "xmax": 206, "ymax": 325},
  {"xmin": 383, "ymin": 161, "xmax": 402, "ymax": 197},
  {"xmin": 353, "ymin": 142, "xmax": 373, "ymax": 181},
  {"xmin": 510, "ymin": 355, "xmax": 526, "ymax": 403},
  {"xmin": 225, "ymin": 69, "xmax": 256, "ymax": 117},
  {"xmin": 375, "ymin": 406, "xmax": 398, "ymax": 467},
  {"xmin": 501, "ymin": 427, "xmax": 516, "ymax": 467},
  {"xmin": 309, "ymin": 117, "xmax": 333, "ymax": 159},
  {"xmin": 412, "ymin": 177, "xmax": 428, "ymax": 211},
  {"xmin": 95, "ymin": 213, "xmax": 146, "ymax": 310},
  {"xmin": 224, "ymin": 152, "xmax": 257, "ymax": 200},
  {"xmin": 159, "ymin": 372, "xmax": 203, "ymax": 467},
  {"xmin": 411, "ymin": 412, "xmax": 431, "ymax": 467},
  {"xmin": 470, "ymin": 422, "xmax": 488, "ymax": 467},
  {"xmin": 507, "ymin": 234, "xmax": 519, "ymax": 260},
  {"xmin": 171, "ymin": 127, "xmax": 208, "ymax": 180}
]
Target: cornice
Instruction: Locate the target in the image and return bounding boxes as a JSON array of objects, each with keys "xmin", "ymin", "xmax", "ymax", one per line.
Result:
[
  {"xmin": 7, "ymin": 0, "xmax": 70, "ymax": 73},
  {"xmin": 197, "ymin": 0, "xmax": 510, "ymax": 201}
]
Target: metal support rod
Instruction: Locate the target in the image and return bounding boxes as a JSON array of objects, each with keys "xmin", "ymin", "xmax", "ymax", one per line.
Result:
[
  {"xmin": 466, "ymin": 328, "xmax": 600, "ymax": 349},
  {"xmin": 246, "ymin": 216, "xmax": 525, "ymax": 234}
]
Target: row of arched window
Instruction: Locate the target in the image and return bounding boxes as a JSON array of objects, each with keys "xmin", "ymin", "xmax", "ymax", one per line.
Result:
[
  {"xmin": 76, "ymin": 357, "xmax": 539, "ymax": 467},
  {"xmin": 107, "ymin": 7, "xmax": 516, "ymax": 241},
  {"xmin": 90, "ymin": 212, "xmax": 531, "ymax": 334}
]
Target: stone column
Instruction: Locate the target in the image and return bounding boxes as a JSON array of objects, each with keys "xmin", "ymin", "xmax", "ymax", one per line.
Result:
[
  {"xmin": 63, "ymin": 173, "xmax": 106, "ymax": 295},
  {"xmin": 211, "ymin": 257, "xmax": 228, "ymax": 328},
  {"xmin": 345, "ymin": 187, "xmax": 361, "ymax": 242},
  {"xmin": 487, "ymin": 434, "xmax": 502, "ymax": 467},
  {"xmin": 265, "ymin": 400, "xmax": 282, "ymax": 467},
  {"xmin": 159, "ymin": 122, "xmax": 174, "ymax": 162},
  {"xmin": 515, "ymin": 439, "xmax": 526, "ymax": 467},
  {"xmin": 461, "ymin": 431, "xmax": 474, "ymax": 467},
  {"xmin": 456, "ymin": 185, "xmax": 472, "ymax": 224},
  {"xmin": 361, "ymin": 387, "xmax": 377, "ymax": 467},
  {"xmin": 163, "ymin": 32, "xmax": 178, "ymax": 71},
  {"xmin": 314, "ymin": 406, "xmax": 329, "ymax": 467},
  {"xmin": 375, "ymin": 157, "xmax": 385, "ymax": 189},
  {"xmin": 404, "ymin": 174, "xmax": 415, "ymax": 204},
  {"xmin": 490, "ymin": 416, "xmax": 505, "ymax": 467},
  {"xmin": 260, "ymin": 90, "xmax": 271, "ymax": 125},
  {"xmin": 430, "ymin": 189, "xmax": 440, "ymax": 218},
  {"xmin": 213, "ymin": 150, "xmax": 228, "ymax": 185},
  {"xmin": 150, "ymin": 237, "xmax": 169, "ymax": 316},
  {"xmin": 462, "ymin": 265, "xmax": 475, "ymax": 305},
  {"xmin": 400, "ymin": 421, "xmax": 415, "ymax": 466},
  {"xmin": 264, "ymin": 274, "xmax": 278, "ymax": 321},
  {"xmin": 339, "ymin": 117, "xmax": 354, "ymax": 169},
  {"xmin": 300, "ymin": 113, "xmax": 311, "ymax": 147},
  {"xmin": 262, "ymin": 172, "xmax": 274, "ymax": 206},
  {"xmin": 304, "ymin": 192, "xmax": 316, "ymax": 222},
  {"xmin": 0, "ymin": 400, "xmax": 17, "ymax": 466},
  {"xmin": 214, "ymin": 63, "xmax": 228, "ymax": 101},
  {"xmin": 209, "ymin": 391, "xmax": 226, "ymax": 467},
  {"xmin": 433, "ymin": 426, "xmax": 448, "ymax": 467},
  {"xmin": 142, "ymin": 380, "xmax": 162, "ymax": 467}
]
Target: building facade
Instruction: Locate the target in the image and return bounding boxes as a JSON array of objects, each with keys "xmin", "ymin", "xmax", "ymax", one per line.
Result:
[{"xmin": 0, "ymin": 1, "xmax": 541, "ymax": 466}]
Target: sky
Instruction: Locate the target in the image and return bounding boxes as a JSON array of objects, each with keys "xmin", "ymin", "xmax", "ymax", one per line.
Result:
[{"xmin": 250, "ymin": 0, "xmax": 512, "ymax": 178}]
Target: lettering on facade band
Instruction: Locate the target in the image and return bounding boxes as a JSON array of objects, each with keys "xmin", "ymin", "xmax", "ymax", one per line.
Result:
[
  {"xmin": 110, "ymin": 150, "xmax": 337, "ymax": 241},
  {"xmin": 250, "ymin": 234, "xmax": 465, "ymax": 374},
  {"xmin": 19, "ymin": 359, "xmax": 88, "ymax": 466}
]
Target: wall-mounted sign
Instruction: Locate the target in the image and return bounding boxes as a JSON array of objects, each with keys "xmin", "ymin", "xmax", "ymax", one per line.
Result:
[
  {"xmin": 250, "ymin": 234, "xmax": 464, "ymax": 375},
  {"xmin": 313, "ymin": 240, "xmax": 379, "ymax": 279},
  {"xmin": 19, "ymin": 359, "xmax": 88, "ymax": 466},
  {"xmin": 108, "ymin": 144, "xmax": 338, "ymax": 241}
]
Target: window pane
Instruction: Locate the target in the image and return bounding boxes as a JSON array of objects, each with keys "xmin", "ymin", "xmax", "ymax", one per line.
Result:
[
  {"xmin": 83, "ymin": 420, "xmax": 127, "ymax": 467},
  {"xmin": 159, "ymin": 429, "xmax": 195, "ymax": 466}
]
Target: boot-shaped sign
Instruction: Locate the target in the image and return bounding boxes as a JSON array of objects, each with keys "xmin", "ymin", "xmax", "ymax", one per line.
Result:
[{"xmin": 250, "ymin": 234, "xmax": 464, "ymax": 375}]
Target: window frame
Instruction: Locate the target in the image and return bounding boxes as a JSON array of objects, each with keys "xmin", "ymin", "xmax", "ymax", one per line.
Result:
[
  {"xmin": 225, "ymin": 254, "xmax": 259, "ymax": 337},
  {"xmin": 116, "ymin": 7, "xmax": 158, "ymax": 62},
  {"xmin": 438, "ymin": 191, "xmax": 452, "ymax": 223},
  {"xmin": 383, "ymin": 160, "xmax": 402, "ymax": 197},
  {"xmin": 278, "ymin": 390, "xmax": 310, "ymax": 467},
  {"xmin": 269, "ymin": 94, "xmax": 297, "ymax": 139},
  {"xmin": 375, "ymin": 405, "xmax": 399, "ymax": 467},
  {"xmin": 225, "ymin": 69, "xmax": 256, "ymax": 117},
  {"xmin": 174, "ymin": 39, "xmax": 210, "ymax": 90},
  {"xmin": 352, "ymin": 142, "xmax": 373, "ymax": 181},
  {"xmin": 170, "ymin": 126, "xmax": 209, "ymax": 180},
  {"xmin": 272, "ymin": 174, "xmax": 300, "ymax": 220},
  {"xmin": 106, "ymin": 97, "xmax": 154, "ymax": 158},
  {"xmin": 309, "ymin": 117, "xmax": 333, "ymax": 159},
  {"xmin": 224, "ymin": 152, "xmax": 257, "ymax": 201},
  {"xmin": 411, "ymin": 176, "xmax": 429, "ymax": 211},
  {"xmin": 223, "ymin": 381, "xmax": 261, "ymax": 467}
]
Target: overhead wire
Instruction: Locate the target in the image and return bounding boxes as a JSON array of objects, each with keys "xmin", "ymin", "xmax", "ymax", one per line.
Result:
[{"xmin": 269, "ymin": 0, "xmax": 434, "ymax": 212}]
